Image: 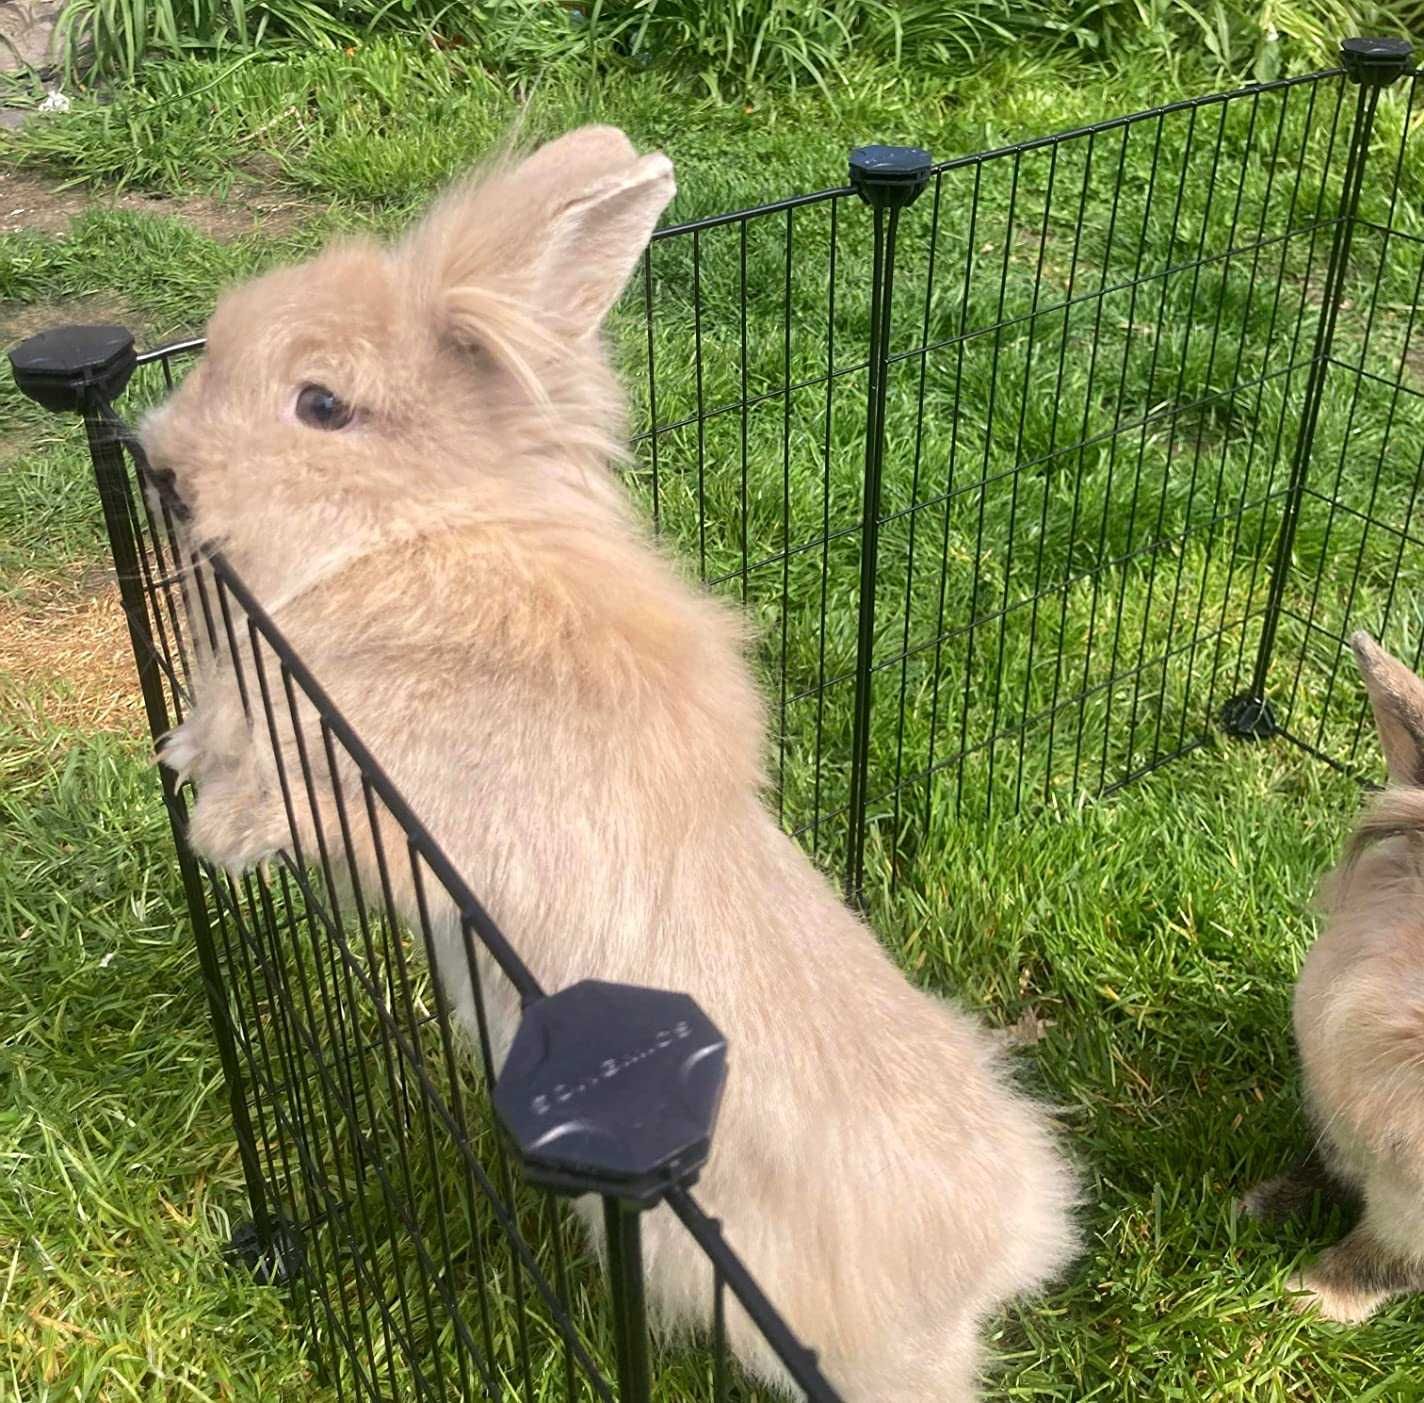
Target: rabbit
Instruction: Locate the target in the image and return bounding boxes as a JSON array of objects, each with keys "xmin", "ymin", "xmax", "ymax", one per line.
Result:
[
  {"xmin": 1242, "ymin": 631, "xmax": 1424, "ymax": 1322},
  {"xmin": 141, "ymin": 126, "xmax": 1079, "ymax": 1401}
]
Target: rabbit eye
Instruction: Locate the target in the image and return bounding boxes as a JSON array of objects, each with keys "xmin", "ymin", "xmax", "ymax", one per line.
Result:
[{"xmin": 294, "ymin": 383, "xmax": 355, "ymax": 431}]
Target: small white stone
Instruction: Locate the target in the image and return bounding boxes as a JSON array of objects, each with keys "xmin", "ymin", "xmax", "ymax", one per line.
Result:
[{"xmin": 38, "ymin": 90, "xmax": 70, "ymax": 113}]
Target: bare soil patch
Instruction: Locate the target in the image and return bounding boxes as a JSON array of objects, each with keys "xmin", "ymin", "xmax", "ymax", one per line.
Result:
[
  {"xmin": 1, "ymin": 165, "xmax": 312, "ymax": 241},
  {"xmin": 0, "ymin": 562, "xmax": 144, "ymax": 734}
]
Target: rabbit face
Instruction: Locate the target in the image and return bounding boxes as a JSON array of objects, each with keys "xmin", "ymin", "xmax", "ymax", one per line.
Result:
[{"xmin": 140, "ymin": 126, "xmax": 676, "ymax": 601}]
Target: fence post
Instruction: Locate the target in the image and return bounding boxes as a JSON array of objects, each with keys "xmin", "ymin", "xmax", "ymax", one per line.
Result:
[
  {"xmin": 844, "ymin": 145, "xmax": 932, "ymax": 902},
  {"xmin": 1224, "ymin": 36, "xmax": 1414, "ymax": 742},
  {"xmin": 8, "ymin": 326, "xmax": 289, "ymax": 1281},
  {"xmin": 493, "ymin": 980, "xmax": 729, "ymax": 1400}
]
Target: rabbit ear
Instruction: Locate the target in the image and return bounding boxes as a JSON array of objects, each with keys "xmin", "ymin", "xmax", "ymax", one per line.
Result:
[
  {"xmin": 407, "ymin": 127, "xmax": 674, "ymax": 352},
  {"xmin": 1351, "ymin": 631, "xmax": 1424, "ymax": 786},
  {"xmin": 532, "ymin": 137, "xmax": 676, "ymax": 338}
]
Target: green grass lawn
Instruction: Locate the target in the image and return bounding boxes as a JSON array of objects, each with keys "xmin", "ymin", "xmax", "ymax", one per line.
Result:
[{"xmin": 5, "ymin": 40, "xmax": 1424, "ymax": 1402}]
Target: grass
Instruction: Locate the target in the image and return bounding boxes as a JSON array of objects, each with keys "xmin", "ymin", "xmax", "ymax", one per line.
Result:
[{"xmin": 5, "ymin": 36, "xmax": 1424, "ymax": 1402}]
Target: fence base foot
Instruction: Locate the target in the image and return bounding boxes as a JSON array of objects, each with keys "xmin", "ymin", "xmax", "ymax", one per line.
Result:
[
  {"xmin": 1220, "ymin": 694, "xmax": 1278, "ymax": 742},
  {"xmin": 226, "ymin": 1217, "xmax": 304, "ymax": 1286}
]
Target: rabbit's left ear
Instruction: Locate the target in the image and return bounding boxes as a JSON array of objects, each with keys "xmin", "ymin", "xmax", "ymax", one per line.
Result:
[
  {"xmin": 405, "ymin": 127, "xmax": 675, "ymax": 348},
  {"xmin": 1352, "ymin": 631, "xmax": 1424, "ymax": 786},
  {"xmin": 527, "ymin": 131, "xmax": 676, "ymax": 338}
]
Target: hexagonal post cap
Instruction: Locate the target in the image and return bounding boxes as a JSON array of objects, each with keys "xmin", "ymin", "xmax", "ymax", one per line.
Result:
[
  {"xmin": 8, "ymin": 324, "xmax": 137, "ymax": 414},
  {"xmin": 1340, "ymin": 36, "xmax": 1413, "ymax": 86},
  {"xmin": 849, "ymin": 145, "xmax": 933, "ymax": 210},
  {"xmin": 493, "ymin": 981, "xmax": 727, "ymax": 1205}
]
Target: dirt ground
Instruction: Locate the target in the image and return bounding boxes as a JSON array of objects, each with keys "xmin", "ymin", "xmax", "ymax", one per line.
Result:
[
  {"xmin": 1, "ymin": 164, "xmax": 311, "ymax": 240},
  {"xmin": 0, "ymin": 562, "xmax": 145, "ymax": 734}
]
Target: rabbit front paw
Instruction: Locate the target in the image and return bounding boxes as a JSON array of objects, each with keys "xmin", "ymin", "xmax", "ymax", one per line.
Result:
[
  {"xmin": 157, "ymin": 720, "xmax": 207, "ymax": 785},
  {"xmin": 182, "ymin": 764, "xmax": 290, "ymax": 876}
]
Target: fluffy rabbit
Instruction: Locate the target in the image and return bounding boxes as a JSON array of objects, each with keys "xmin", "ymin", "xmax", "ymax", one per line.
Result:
[
  {"xmin": 144, "ymin": 127, "xmax": 1078, "ymax": 1400},
  {"xmin": 1243, "ymin": 632, "xmax": 1424, "ymax": 1321}
]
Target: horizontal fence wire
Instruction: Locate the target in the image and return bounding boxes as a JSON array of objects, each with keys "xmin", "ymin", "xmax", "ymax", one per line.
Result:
[{"xmin": 96, "ymin": 347, "xmax": 843, "ymax": 1402}]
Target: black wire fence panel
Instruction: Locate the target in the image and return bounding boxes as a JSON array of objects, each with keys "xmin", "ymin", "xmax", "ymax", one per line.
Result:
[
  {"xmin": 618, "ymin": 61, "xmax": 1417, "ymax": 885},
  {"xmin": 82, "ymin": 344, "xmax": 841, "ymax": 1403},
  {"xmin": 16, "ymin": 36, "xmax": 1421, "ymax": 1403}
]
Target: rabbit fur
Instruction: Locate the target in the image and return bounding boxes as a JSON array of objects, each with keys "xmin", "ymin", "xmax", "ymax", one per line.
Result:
[
  {"xmin": 1243, "ymin": 632, "xmax": 1424, "ymax": 1322},
  {"xmin": 143, "ymin": 126, "xmax": 1079, "ymax": 1400}
]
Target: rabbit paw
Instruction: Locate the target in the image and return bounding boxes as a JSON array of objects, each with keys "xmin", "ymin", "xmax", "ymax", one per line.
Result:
[
  {"xmin": 184, "ymin": 768, "xmax": 289, "ymax": 875},
  {"xmin": 1284, "ymin": 1225, "xmax": 1419, "ymax": 1323},
  {"xmin": 1286, "ymin": 1268, "xmax": 1387, "ymax": 1324},
  {"xmin": 157, "ymin": 721, "xmax": 206, "ymax": 784}
]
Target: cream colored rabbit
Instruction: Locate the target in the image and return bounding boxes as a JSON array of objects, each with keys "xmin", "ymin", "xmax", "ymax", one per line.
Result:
[
  {"xmin": 144, "ymin": 127, "xmax": 1078, "ymax": 1400},
  {"xmin": 1243, "ymin": 632, "xmax": 1424, "ymax": 1322}
]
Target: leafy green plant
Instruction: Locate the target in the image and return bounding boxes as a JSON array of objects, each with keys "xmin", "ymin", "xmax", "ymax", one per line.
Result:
[{"xmin": 41, "ymin": 0, "xmax": 1418, "ymax": 92}]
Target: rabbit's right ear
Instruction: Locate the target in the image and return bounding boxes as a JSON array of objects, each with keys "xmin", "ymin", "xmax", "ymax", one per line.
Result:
[{"xmin": 1351, "ymin": 631, "xmax": 1424, "ymax": 786}]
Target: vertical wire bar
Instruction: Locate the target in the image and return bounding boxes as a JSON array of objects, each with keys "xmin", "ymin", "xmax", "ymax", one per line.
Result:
[
  {"xmin": 1353, "ymin": 441, "xmax": 1424, "ymax": 756},
  {"xmin": 405, "ymin": 857, "xmax": 501, "ymax": 1401},
  {"xmin": 1042, "ymin": 126, "xmax": 1116, "ymax": 804},
  {"xmin": 1120, "ymin": 101, "xmax": 1231, "ymax": 771},
  {"xmin": 124, "ymin": 459, "xmax": 192, "ymax": 698},
  {"xmin": 602, "ymin": 1200, "xmax": 652, "ymax": 1403},
  {"xmin": 78, "ymin": 421, "xmax": 278, "ymax": 1264},
  {"xmin": 1070, "ymin": 111, "xmax": 1168, "ymax": 794},
  {"xmin": 216, "ymin": 868, "xmax": 339, "ymax": 1384},
  {"xmin": 82, "ymin": 403, "xmax": 175, "ymax": 743},
  {"xmin": 1096, "ymin": 104, "xmax": 1200, "ymax": 792},
  {"xmin": 693, "ymin": 228, "xmax": 708, "ymax": 581},
  {"xmin": 957, "ymin": 153, "xmax": 1021, "ymax": 820},
  {"xmin": 270, "ymin": 864, "xmax": 382, "ymax": 1400},
  {"xmin": 778, "ymin": 206, "xmax": 795, "ymax": 823},
  {"xmin": 996, "ymin": 142, "xmax": 1065, "ymax": 809},
  {"xmin": 739, "ymin": 218, "xmax": 751, "ymax": 605},
  {"xmin": 543, "ymin": 1193, "xmax": 580, "ymax": 1400},
  {"xmin": 1347, "ymin": 80, "xmax": 1424, "ymax": 764},
  {"xmin": 203, "ymin": 596, "xmax": 352, "ymax": 1390},
  {"xmin": 890, "ymin": 168, "xmax": 943, "ymax": 854},
  {"xmin": 811, "ymin": 198, "xmax": 839, "ymax": 860},
  {"xmin": 642, "ymin": 244, "xmax": 660, "ymax": 534},
  {"xmin": 712, "ymin": 1259, "xmax": 728, "ymax": 1403},
  {"xmin": 1147, "ymin": 99, "xmax": 1248, "ymax": 760},
  {"xmin": 351, "ymin": 777, "xmax": 448, "ymax": 1389},
  {"xmin": 355, "ymin": 792, "xmax": 460, "ymax": 1403},
  {"xmin": 1248, "ymin": 76, "xmax": 1383, "ymax": 707},
  {"xmin": 845, "ymin": 202, "xmax": 902, "ymax": 900},
  {"xmin": 244, "ymin": 869, "xmax": 357, "ymax": 1403},
  {"xmin": 924, "ymin": 164, "xmax": 980, "ymax": 825}
]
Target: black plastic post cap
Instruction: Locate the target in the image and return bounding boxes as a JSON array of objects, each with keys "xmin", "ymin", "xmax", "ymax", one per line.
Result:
[
  {"xmin": 9, "ymin": 324, "xmax": 137, "ymax": 413},
  {"xmin": 493, "ymin": 980, "xmax": 727, "ymax": 1205},
  {"xmin": 1340, "ymin": 36, "xmax": 1414, "ymax": 85},
  {"xmin": 849, "ymin": 145, "xmax": 933, "ymax": 210}
]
